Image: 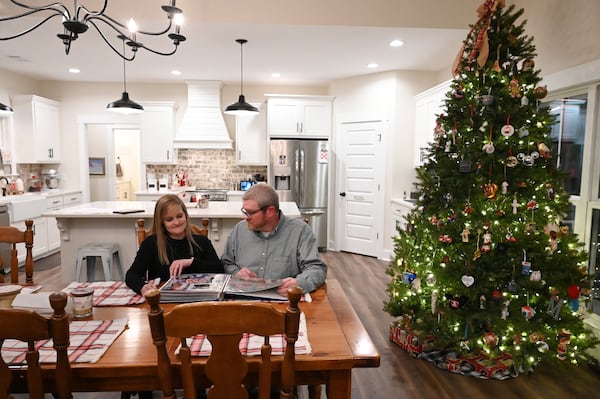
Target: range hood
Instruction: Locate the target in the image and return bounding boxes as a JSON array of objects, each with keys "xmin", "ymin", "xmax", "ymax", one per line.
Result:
[{"xmin": 174, "ymin": 80, "xmax": 233, "ymax": 149}]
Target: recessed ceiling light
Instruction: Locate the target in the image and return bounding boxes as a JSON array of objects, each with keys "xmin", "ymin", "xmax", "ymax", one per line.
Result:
[
  {"xmin": 271, "ymin": 72, "xmax": 281, "ymax": 78},
  {"xmin": 171, "ymin": 70, "xmax": 182, "ymax": 76},
  {"xmin": 68, "ymin": 68, "xmax": 80, "ymax": 74},
  {"xmin": 389, "ymin": 39, "xmax": 404, "ymax": 47},
  {"xmin": 367, "ymin": 63, "xmax": 379, "ymax": 69}
]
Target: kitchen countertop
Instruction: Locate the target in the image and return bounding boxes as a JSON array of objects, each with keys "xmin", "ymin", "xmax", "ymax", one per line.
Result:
[
  {"xmin": 43, "ymin": 200, "xmax": 301, "ymax": 219},
  {"xmin": 0, "ymin": 188, "xmax": 82, "ymax": 205}
]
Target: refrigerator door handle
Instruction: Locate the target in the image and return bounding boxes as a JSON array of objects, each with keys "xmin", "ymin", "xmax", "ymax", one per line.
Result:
[
  {"xmin": 301, "ymin": 210, "xmax": 325, "ymax": 216},
  {"xmin": 298, "ymin": 147, "xmax": 305, "ymax": 204}
]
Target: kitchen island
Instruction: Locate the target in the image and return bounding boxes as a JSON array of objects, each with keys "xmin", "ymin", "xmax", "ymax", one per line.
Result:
[{"xmin": 43, "ymin": 200, "xmax": 300, "ymax": 282}]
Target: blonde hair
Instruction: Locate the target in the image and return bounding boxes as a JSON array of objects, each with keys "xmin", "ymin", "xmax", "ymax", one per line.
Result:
[{"xmin": 152, "ymin": 194, "xmax": 198, "ymax": 265}]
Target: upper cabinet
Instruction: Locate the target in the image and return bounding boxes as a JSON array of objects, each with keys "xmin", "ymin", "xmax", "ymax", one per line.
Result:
[
  {"xmin": 235, "ymin": 102, "xmax": 267, "ymax": 165},
  {"xmin": 140, "ymin": 102, "xmax": 176, "ymax": 164},
  {"xmin": 266, "ymin": 95, "xmax": 333, "ymax": 139},
  {"xmin": 11, "ymin": 95, "xmax": 61, "ymax": 163}
]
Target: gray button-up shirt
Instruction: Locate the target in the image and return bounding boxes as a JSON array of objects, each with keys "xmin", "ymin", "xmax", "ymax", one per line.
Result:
[{"xmin": 221, "ymin": 212, "xmax": 327, "ymax": 293}]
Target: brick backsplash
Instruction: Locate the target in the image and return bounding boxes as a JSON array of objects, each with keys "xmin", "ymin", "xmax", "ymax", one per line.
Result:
[{"xmin": 146, "ymin": 149, "xmax": 267, "ymax": 190}]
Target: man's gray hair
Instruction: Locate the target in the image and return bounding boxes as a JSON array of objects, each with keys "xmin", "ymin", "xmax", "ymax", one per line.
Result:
[{"xmin": 242, "ymin": 182, "xmax": 280, "ymax": 210}]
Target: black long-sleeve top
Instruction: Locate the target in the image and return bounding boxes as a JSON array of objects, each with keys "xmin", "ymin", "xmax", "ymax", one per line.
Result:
[{"xmin": 125, "ymin": 234, "xmax": 224, "ymax": 294}]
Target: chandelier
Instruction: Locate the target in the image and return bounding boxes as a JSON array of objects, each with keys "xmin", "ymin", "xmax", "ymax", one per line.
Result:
[{"xmin": 0, "ymin": 0, "xmax": 186, "ymax": 61}]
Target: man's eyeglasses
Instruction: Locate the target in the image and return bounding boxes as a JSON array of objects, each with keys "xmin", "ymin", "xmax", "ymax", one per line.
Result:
[{"xmin": 241, "ymin": 206, "xmax": 269, "ymax": 218}]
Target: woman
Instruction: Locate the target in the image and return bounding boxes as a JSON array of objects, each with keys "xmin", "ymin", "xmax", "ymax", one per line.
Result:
[{"xmin": 125, "ymin": 194, "xmax": 224, "ymax": 295}]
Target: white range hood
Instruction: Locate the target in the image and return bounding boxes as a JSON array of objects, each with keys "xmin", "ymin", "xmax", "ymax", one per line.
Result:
[{"xmin": 174, "ymin": 80, "xmax": 233, "ymax": 149}]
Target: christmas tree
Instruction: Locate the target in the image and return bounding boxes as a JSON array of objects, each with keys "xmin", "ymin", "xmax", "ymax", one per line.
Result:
[{"xmin": 385, "ymin": 0, "xmax": 598, "ymax": 373}]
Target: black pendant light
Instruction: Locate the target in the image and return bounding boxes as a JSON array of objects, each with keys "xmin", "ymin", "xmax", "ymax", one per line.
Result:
[
  {"xmin": 224, "ymin": 39, "xmax": 259, "ymax": 115},
  {"xmin": 107, "ymin": 37, "xmax": 144, "ymax": 114},
  {"xmin": 0, "ymin": 102, "xmax": 13, "ymax": 115}
]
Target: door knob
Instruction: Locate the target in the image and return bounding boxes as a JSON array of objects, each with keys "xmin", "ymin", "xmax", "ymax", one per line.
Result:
[{"xmin": 339, "ymin": 192, "xmax": 346, "ymax": 197}]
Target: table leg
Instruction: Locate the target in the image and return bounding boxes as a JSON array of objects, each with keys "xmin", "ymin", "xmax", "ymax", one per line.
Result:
[{"xmin": 326, "ymin": 370, "xmax": 351, "ymax": 399}]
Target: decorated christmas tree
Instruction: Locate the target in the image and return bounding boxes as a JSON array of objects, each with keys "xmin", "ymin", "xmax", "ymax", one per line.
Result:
[{"xmin": 385, "ymin": 0, "xmax": 598, "ymax": 374}]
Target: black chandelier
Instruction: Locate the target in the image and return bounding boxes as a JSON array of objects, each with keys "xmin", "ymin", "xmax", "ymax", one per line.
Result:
[{"xmin": 0, "ymin": 0, "xmax": 186, "ymax": 61}]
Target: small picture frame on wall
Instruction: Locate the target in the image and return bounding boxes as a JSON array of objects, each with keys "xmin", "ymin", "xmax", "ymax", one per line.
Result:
[{"xmin": 89, "ymin": 157, "xmax": 106, "ymax": 175}]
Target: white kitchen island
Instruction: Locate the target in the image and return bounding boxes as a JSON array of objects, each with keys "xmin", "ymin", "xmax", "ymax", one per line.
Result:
[{"xmin": 43, "ymin": 201, "xmax": 300, "ymax": 283}]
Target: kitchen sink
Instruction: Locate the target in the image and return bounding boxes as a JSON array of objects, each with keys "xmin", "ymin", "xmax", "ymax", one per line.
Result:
[{"xmin": 6, "ymin": 196, "xmax": 47, "ymax": 222}]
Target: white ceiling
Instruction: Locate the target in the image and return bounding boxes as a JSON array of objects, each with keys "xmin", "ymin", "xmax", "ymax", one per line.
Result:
[
  {"xmin": 0, "ymin": 0, "xmax": 482, "ymax": 86},
  {"xmin": 1, "ymin": 0, "xmax": 597, "ymax": 87}
]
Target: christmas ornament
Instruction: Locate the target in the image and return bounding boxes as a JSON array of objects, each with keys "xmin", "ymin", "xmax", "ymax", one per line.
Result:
[
  {"xmin": 461, "ymin": 227, "xmax": 471, "ymax": 242},
  {"xmin": 483, "ymin": 331, "xmax": 499, "ymax": 347},
  {"xmin": 501, "ymin": 300, "xmax": 510, "ymax": 319},
  {"xmin": 483, "ymin": 182, "xmax": 498, "ymax": 199},
  {"xmin": 412, "ymin": 277, "xmax": 422, "ymax": 291},
  {"xmin": 482, "ymin": 142, "xmax": 495, "ymax": 153},
  {"xmin": 461, "ymin": 275, "xmax": 475, "ymax": 287},
  {"xmin": 508, "ymin": 78, "xmax": 521, "ymax": 98},
  {"xmin": 520, "ymin": 96, "xmax": 529, "ymax": 106},
  {"xmin": 431, "ymin": 291, "xmax": 437, "ymax": 314},
  {"xmin": 557, "ymin": 329, "xmax": 571, "ymax": 361},
  {"xmin": 546, "ymin": 183, "xmax": 556, "ymax": 200},
  {"xmin": 521, "ymin": 250, "xmax": 531, "ymax": 275},
  {"xmin": 511, "ymin": 195, "xmax": 520, "ymax": 214},
  {"xmin": 402, "ymin": 271, "xmax": 417, "ymax": 284},
  {"xmin": 536, "ymin": 341, "xmax": 549, "ymax": 353},
  {"xmin": 439, "ymin": 234, "xmax": 453, "ymax": 244},
  {"xmin": 517, "ymin": 126, "xmax": 529, "ymax": 137},
  {"xmin": 480, "ymin": 294, "xmax": 486, "ymax": 309},
  {"xmin": 534, "ymin": 85, "xmax": 548, "ymax": 99},
  {"xmin": 454, "ymin": 85, "xmax": 465, "ymax": 99},
  {"xmin": 491, "ymin": 289, "xmax": 503, "ymax": 302},
  {"xmin": 501, "ymin": 181, "xmax": 509, "ymax": 194},
  {"xmin": 567, "ymin": 285, "xmax": 581, "ymax": 311},
  {"xmin": 530, "ymin": 270, "xmax": 542, "ymax": 282},
  {"xmin": 522, "ymin": 58, "xmax": 535, "ymax": 71},
  {"xmin": 537, "ymin": 142, "xmax": 551, "ymax": 158},
  {"xmin": 482, "ymin": 226, "xmax": 492, "ymax": 252},
  {"xmin": 445, "ymin": 293, "xmax": 467, "ymax": 309},
  {"xmin": 547, "ymin": 291, "xmax": 563, "ymax": 320},
  {"xmin": 501, "ymin": 123, "xmax": 515, "ymax": 137},
  {"xmin": 517, "ymin": 151, "xmax": 539, "ymax": 166},
  {"xmin": 481, "ymin": 94, "xmax": 494, "ymax": 106},
  {"xmin": 426, "ymin": 273, "xmax": 436, "ymax": 286},
  {"xmin": 521, "ymin": 305, "xmax": 536, "ymax": 320}
]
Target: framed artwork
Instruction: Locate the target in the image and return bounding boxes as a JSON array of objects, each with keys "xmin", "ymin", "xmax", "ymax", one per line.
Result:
[{"xmin": 89, "ymin": 157, "xmax": 106, "ymax": 175}]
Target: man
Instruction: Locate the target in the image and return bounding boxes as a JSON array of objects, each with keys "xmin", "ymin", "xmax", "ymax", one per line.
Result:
[{"xmin": 222, "ymin": 183, "xmax": 327, "ymax": 295}]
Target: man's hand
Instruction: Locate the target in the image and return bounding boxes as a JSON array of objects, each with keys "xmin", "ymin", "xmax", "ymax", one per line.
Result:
[
  {"xmin": 236, "ymin": 267, "xmax": 257, "ymax": 279},
  {"xmin": 277, "ymin": 277, "xmax": 298, "ymax": 296}
]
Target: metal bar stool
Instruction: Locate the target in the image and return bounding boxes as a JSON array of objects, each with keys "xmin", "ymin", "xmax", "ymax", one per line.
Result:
[{"xmin": 75, "ymin": 243, "xmax": 123, "ymax": 282}]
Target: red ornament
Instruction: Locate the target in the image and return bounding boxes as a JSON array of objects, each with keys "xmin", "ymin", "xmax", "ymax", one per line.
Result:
[
  {"xmin": 567, "ymin": 285, "xmax": 580, "ymax": 300},
  {"xmin": 483, "ymin": 331, "xmax": 499, "ymax": 347},
  {"xmin": 491, "ymin": 289, "xmax": 503, "ymax": 302}
]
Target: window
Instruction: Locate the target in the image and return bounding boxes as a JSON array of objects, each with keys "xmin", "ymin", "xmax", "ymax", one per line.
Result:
[{"xmin": 545, "ymin": 94, "xmax": 587, "ymax": 196}]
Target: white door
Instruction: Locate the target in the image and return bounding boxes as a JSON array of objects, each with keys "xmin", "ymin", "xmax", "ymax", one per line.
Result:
[{"xmin": 338, "ymin": 120, "xmax": 385, "ymax": 257}]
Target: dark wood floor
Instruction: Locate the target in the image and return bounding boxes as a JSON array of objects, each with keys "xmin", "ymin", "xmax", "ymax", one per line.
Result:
[{"xmin": 10, "ymin": 251, "xmax": 600, "ymax": 399}]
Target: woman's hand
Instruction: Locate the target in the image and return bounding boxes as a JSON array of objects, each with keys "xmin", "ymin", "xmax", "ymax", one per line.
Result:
[{"xmin": 169, "ymin": 257, "xmax": 194, "ymax": 277}]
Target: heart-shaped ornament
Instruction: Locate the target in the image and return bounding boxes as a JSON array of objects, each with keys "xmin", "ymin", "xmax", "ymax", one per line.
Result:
[{"xmin": 461, "ymin": 275, "xmax": 475, "ymax": 287}]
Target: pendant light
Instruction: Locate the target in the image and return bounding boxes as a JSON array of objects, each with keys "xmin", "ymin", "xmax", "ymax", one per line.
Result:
[
  {"xmin": 224, "ymin": 39, "xmax": 259, "ymax": 115},
  {"xmin": 0, "ymin": 102, "xmax": 13, "ymax": 115},
  {"xmin": 107, "ymin": 37, "xmax": 144, "ymax": 114}
]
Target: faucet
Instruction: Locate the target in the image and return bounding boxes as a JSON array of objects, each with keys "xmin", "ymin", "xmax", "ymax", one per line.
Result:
[{"xmin": 0, "ymin": 176, "xmax": 8, "ymax": 196}]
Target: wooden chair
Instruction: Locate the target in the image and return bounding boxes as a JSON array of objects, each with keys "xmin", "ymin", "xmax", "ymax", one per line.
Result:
[
  {"xmin": 0, "ymin": 219, "xmax": 34, "ymax": 284},
  {"xmin": 0, "ymin": 291, "xmax": 72, "ymax": 399},
  {"xmin": 136, "ymin": 218, "xmax": 209, "ymax": 247},
  {"xmin": 145, "ymin": 286, "xmax": 303, "ymax": 399}
]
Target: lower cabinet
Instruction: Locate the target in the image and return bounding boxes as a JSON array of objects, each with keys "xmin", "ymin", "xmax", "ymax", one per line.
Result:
[{"xmin": 46, "ymin": 191, "xmax": 82, "ymax": 253}]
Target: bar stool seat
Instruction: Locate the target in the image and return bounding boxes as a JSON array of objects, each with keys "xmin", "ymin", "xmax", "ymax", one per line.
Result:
[{"xmin": 75, "ymin": 243, "xmax": 123, "ymax": 282}]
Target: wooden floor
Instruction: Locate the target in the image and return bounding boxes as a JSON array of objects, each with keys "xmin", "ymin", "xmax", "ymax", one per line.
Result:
[{"xmin": 8, "ymin": 251, "xmax": 600, "ymax": 399}]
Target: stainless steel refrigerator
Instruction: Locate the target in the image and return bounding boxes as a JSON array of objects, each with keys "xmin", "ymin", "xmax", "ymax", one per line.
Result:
[{"xmin": 269, "ymin": 138, "xmax": 329, "ymax": 250}]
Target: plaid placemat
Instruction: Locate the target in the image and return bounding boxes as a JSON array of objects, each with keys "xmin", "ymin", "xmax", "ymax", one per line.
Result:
[
  {"xmin": 1, "ymin": 319, "xmax": 128, "ymax": 365},
  {"xmin": 63, "ymin": 281, "xmax": 144, "ymax": 306},
  {"xmin": 179, "ymin": 313, "xmax": 311, "ymax": 357}
]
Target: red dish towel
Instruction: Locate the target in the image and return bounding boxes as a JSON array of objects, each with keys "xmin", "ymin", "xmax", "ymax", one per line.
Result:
[
  {"xmin": 179, "ymin": 313, "xmax": 311, "ymax": 357},
  {"xmin": 1, "ymin": 319, "xmax": 128, "ymax": 365},
  {"xmin": 63, "ymin": 281, "xmax": 144, "ymax": 306}
]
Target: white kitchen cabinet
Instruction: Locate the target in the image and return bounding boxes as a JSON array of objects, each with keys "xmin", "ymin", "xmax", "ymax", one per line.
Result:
[
  {"xmin": 12, "ymin": 217, "xmax": 48, "ymax": 261},
  {"xmin": 267, "ymin": 95, "xmax": 333, "ymax": 139},
  {"xmin": 235, "ymin": 103, "xmax": 267, "ymax": 165},
  {"xmin": 140, "ymin": 102, "xmax": 177, "ymax": 164},
  {"xmin": 414, "ymin": 80, "xmax": 451, "ymax": 168},
  {"xmin": 391, "ymin": 199, "xmax": 416, "ymax": 234},
  {"xmin": 46, "ymin": 191, "xmax": 82, "ymax": 252},
  {"xmin": 11, "ymin": 95, "xmax": 61, "ymax": 163}
]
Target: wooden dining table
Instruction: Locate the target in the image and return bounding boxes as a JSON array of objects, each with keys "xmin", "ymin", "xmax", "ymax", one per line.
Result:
[{"xmin": 10, "ymin": 278, "xmax": 380, "ymax": 399}]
